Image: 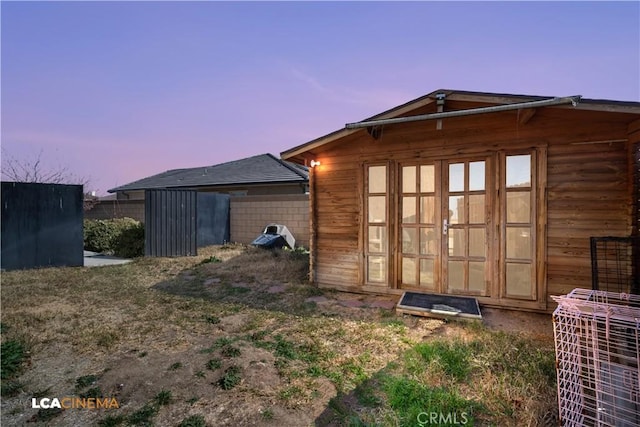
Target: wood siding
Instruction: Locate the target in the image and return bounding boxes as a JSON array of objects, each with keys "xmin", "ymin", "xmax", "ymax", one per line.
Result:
[{"xmin": 306, "ymin": 104, "xmax": 638, "ymax": 312}]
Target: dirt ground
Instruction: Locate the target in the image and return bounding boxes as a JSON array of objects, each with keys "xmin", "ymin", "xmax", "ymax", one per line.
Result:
[
  {"xmin": 1, "ymin": 246, "xmax": 557, "ymax": 426},
  {"xmin": 481, "ymin": 307, "xmax": 554, "ymax": 339}
]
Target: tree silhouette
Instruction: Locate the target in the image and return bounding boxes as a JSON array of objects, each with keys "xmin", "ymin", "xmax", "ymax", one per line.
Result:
[
  {"xmin": 1, "ymin": 148, "xmax": 97, "ymax": 210},
  {"xmin": 1, "ymin": 148, "xmax": 90, "ymax": 186}
]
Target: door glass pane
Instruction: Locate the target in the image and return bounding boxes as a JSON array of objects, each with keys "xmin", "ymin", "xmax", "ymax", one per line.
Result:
[
  {"xmin": 506, "ymin": 263, "xmax": 532, "ymax": 297},
  {"xmin": 369, "ymin": 165, "xmax": 386, "ymax": 193},
  {"xmin": 402, "ymin": 197, "xmax": 417, "ymax": 223},
  {"xmin": 368, "ymin": 196, "xmax": 386, "ymax": 222},
  {"xmin": 403, "ymin": 166, "xmax": 417, "ymax": 193},
  {"xmin": 507, "ymin": 155, "xmax": 531, "ymax": 188},
  {"xmin": 368, "ymin": 226, "xmax": 386, "ymax": 253},
  {"xmin": 368, "ymin": 256, "xmax": 386, "ymax": 283},
  {"xmin": 468, "ymin": 195, "xmax": 485, "ymax": 223},
  {"xmin": 448, "ymin": 228, "xmax": 466, "ymax": 257},
  {"xmin": 420, "ymin": 196, "xmax": 435, "ymax": 224},
  {"xmin": 507, "ymin": 192, "xmax": 531, "ymax": 223},
  {"xmin": 402, "ymin": 228, "xmax": 418, "ymax": 254},
  {"xmin": 420, "ymin": 227, "xmax": 437, "ymax": 255},
  {"xmin": 403, "ymin": 257, "xmax": 417, "ymax": 285},
  {"xmin": 469, "ymin": 161, "xmax": 485, "ymax": 191},
  {"xmin": 469, "ymin": 228, "xmax": 485, "ymax": 257},
  {"xmin": 506, "ymin": 227, "xmax": 531, "ymax": 259},
  {"xmin": 448, "ymin": 261, "xmax": 464, "ymax": 290},
  {"xmin": 449, "ymin": 163, "xmax": 464, "ymax": 192},
  {"xmin": 469, "ymin": 261, "xmax": 485, "ymax": 291},
  {"xmin": 420, "ymin": 165, "xmax": 435, "ymax": 192},
  {"xmin": 419, "ymin": 259, "xmax": 435, "ymax": 287},
  {"xmin": 449, "ymin": 196, "xmax": 465, "ymax": 224}
]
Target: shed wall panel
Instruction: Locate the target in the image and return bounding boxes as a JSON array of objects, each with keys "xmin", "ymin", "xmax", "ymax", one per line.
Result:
[
  {"xmin": 145, "ymin": 189, "xmax": 197, "ymax": 257},
  {"xmin": 307, "ymin": 106, "xmax": 636, "ymax": 311},
  {"xmin": 1, "ymin": 182, "xmax": 83, "ymax": 270}
]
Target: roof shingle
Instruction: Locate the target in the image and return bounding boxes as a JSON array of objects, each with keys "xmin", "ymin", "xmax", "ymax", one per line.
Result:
[{"xmin": 108, "ymin": 153, "xmax": 308, "ymax": 193}]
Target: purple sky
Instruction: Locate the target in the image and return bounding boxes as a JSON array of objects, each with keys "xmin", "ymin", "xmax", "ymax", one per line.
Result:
[{"xmin": 2, "ymin": 1, "xmax": 639, "ymax": 195}]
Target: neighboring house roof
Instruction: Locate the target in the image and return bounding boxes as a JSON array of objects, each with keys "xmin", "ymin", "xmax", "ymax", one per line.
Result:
[
  {"xmin": 98, "ymin": 194, "xmax": 118, "ymax": 201},
  {"xmin": 281, "ymin": 88, "xmax": 640, "ymax": 160},
  {"xmin": 108, "ymin": 153, "xmax": 309, "ymax": 193}
]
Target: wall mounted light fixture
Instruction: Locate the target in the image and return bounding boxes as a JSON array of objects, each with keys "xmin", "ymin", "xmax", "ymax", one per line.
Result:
[{"xmin": 310, "ymin": 160, "xmax": 321, "ymax": 167}]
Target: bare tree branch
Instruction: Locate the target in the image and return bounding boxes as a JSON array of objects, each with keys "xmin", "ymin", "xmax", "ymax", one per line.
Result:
[
  {"xmin": 2, "ymin": 148, "xmax": 97, "ymax": 211},
  {"xmin": 1, "ymin": 148, "xmax": 91, "ymax": 187}
]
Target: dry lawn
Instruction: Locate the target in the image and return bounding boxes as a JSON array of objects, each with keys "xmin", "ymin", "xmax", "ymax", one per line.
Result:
[{"xmin": 1, "ymin": 244, "xmax": 557, "ymax": 426}]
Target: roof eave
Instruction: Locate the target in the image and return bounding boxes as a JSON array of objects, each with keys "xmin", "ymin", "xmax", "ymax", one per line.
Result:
[
  {"xmin": 282, "ymin": 92, "xmax": 440, "ymax": 161},
  {"xmin": 281, "ymin": 89, "xmax": 640, "ymax": 161},
  {"xmin": 109, "ymin": 178, "xmax": 308, "ymax": 193}
]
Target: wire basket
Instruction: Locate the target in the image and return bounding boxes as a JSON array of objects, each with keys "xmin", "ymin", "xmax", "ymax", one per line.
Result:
[
  {"xmin": 590, "ymin": 236, "xmax": 638, "ymax": 295},
  {"xmin": 553, "ymin": 288, "xmax": 640, "ymax": 426}
]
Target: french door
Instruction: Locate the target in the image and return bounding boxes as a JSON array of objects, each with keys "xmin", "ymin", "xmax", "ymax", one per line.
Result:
[
  {"xmin": 364, "ymin": 152, "xmax": 539, "ymax": 303},
  {"xmin": 398, "ymin": 158, "xmax": 491, "ymax": 296}
]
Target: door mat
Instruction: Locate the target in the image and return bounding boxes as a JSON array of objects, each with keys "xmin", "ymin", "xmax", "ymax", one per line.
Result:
[{"xmin": 396, "ymin": 292, "xmax": 482, "ymax": 320}]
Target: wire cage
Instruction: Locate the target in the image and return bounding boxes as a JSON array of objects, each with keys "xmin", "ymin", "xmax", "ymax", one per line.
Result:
[
  {"xmin": 553, "ymin": 289, "xmax": 640, "ymax": 426},
  {"xmin": 590, "ymin": 236, "xmax": 639, "ymax": 295}
]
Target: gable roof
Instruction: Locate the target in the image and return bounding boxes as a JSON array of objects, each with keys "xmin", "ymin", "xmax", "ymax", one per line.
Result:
[
  {"xmin": 108, "ymin": 153, "xmax": 308, "ymax": 193},
  {"xmin": 281, "ymin": 88, "xmax": 640, "ymax": 161}
]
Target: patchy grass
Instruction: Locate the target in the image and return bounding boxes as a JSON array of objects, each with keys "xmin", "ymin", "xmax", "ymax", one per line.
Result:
[
  {"xmin": 154, "ymin": 389, "xmax": 173, "ymax": 406},
  {"xmin": 199, "ymin": 255, "xmax": 222, "ymax": 265},
  {"xmin": 405, "ymin": 340, "xmax": 472, "ymax": 381},
  {"xmin": 1, "ymin": 244, "xmax": 557, "ymax": 426},
  {"xmin": 1, "ymin": 339, "xmax": 27, "ymax": 379},
  {"xmin": 206, "ymin": 358, "xmax": 222, "ymax": 371},
  {"xmin": 79, "ymin": 386, "xmax": 103, "ymax": 399},
  {"xmin": 128, "ymin": 403, "xmax": 158, "ymax": 426},
  {"xmin": 29, "ymin": 408, "xmax": 64, "ymax": 423},
  {"xmin": 97, "ymin": 414, "xmax": 127, "ymax": 427},
  {"xmin": 179, "ymin": 414, "xmax": 207, "ymax": 427},
  {"xmin": 382, "ymin": 376, "xmax": 484, "ymax": 426},
  {"xmin": 204, "ymin": 315, "xmax": 220, "ymax": 324},
  {"xmin": 220, "ymin": 344, "xmax": 241, "ymax": 358},
  {"xmin": 75, "ymin": 374, "xmax": 99, "ymax": 390},
  {"xmin": 1, "ymin": 336, "xmax": 28, "ymax": 397},
  {"xmin": 168, "ymin": 362, "xmax": 183, "ymax": 371},
  {"xmin": 218, "ymin": 365, "xmax": 242, "ymax": 390}
]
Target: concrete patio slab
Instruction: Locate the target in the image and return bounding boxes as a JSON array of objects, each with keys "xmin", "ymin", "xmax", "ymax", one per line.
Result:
[{"xmin": 83, "ymin": 251, "xmax": 132, "ymax": 267}]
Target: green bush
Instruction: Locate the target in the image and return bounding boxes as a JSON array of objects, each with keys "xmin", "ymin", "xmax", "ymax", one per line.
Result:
[
  {"xmin": 113, "ymin": 222, "xmax": 145, "ymax": 258},
  {"xmin": 84, "ymin": 219, "xmax": 119, "ymax": 253},
  {"xmin": 84, "ymin": 218, "xmax": 144, "ymax": 257}
]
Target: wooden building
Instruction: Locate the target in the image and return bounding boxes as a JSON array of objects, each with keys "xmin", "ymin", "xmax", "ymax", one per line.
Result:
[{"xmin": 282, "ymin": 89, "xmax": 640, "ymax": 312}]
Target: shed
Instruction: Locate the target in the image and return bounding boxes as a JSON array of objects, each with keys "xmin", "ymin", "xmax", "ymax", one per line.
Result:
[{"xmin": 281, "ymin": 89, "xmax": 640, "ymax": 312}]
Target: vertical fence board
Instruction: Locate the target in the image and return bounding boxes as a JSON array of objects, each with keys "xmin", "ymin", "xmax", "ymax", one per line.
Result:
[
  {"xmin": 1, "ymin": 182, "xmax": 83, "ymax": 270},
  {"xmin": 197, "ymin": 193, "xmax": 230, "ymax": 246},
  {"xmin": 145, "ymin": 189, "xmax": 197, "ymax": 257}
]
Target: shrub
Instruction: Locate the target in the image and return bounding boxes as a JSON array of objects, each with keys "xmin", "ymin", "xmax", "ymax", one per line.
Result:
[
  {"xmin": 112, "ymin": 222, "xmax": 144, "ymax": 258},
  {"xmin": 84, "ymin": 218, "xmax": 144, "ymax": 257},
  {"xmin": 83, "ymin": 219, "xmax": 120, "ymax": 253}
]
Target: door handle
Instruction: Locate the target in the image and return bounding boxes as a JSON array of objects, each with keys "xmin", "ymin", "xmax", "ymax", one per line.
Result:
[{"xmin": 443, "ymin": 219, "xmax": 448, "ymax": 235}]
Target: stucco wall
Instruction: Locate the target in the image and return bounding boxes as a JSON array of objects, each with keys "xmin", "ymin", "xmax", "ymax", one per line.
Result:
[
  {"xmin": 84, "ymin": 199, "xmax": 145, "ymax": 222},
  {"xmin": 230, "ymin": 194, "xmax": 309, "ymax": 248},
  {"xmin": 86, "ymin": 194, "xmax": 310, "ymax": 248}
]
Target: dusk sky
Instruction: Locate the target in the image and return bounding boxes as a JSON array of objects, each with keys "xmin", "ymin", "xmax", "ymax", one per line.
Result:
[{"xmin": 2, "ymin": 1, "xmax": 639, "ymax": 195}]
